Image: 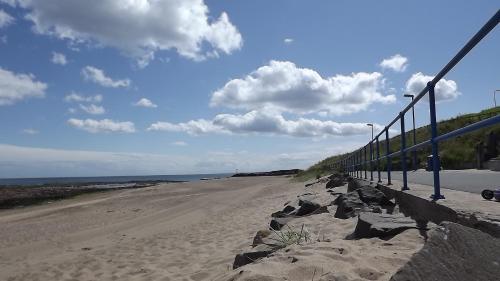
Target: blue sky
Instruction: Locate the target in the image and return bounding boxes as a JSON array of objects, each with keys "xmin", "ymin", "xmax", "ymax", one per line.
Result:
[{"xmin": 0, "ymin": 0, "xmax": 498, "ymax": 177}]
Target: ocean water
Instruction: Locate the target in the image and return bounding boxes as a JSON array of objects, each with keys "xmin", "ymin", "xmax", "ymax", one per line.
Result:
[{"xmin": 0, "ymin": 173, "xmax": 234, "ymax": 187}]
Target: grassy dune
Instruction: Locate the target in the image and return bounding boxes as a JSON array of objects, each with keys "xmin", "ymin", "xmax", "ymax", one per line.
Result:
[{"xmin": 296, "ymin": 107, "xmax": 500, "ymax": 181}]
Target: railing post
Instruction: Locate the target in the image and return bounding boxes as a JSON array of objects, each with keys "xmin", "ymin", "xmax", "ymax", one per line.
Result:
[
  {"xmin": 357, "ymin": 150, "xmax": 360, "ymax": 178},
  {"xmin": 376, "ymin": 136, "xmax": 381, "ymax": 183},
  {"xmin": 385, "ymin": 128, "xmax": 392, "ymax": 185},
  {"xmin": 364, "ymin": 146, "xmax": 367, "ymax": 179},
  {"xmin": 400, "ymin": 112, "xmax": 409, "ymax": 190},
  {"xmin": 428, "ymin": 82, "xmax": 444, "ymax": 199},
  {"xmin": 369, "ymin": 141, "xmax": 373, "ymax": 181},
  {"xmin": 358, "ymin": 150, "xmax": 361, "ymax": 178}
]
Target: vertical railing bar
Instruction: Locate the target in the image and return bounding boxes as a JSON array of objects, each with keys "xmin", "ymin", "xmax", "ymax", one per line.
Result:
[
  {"xmin": 369, "ymin": 141, "xmax": 373, "ymax": 181},
  {"xmin": 376, "ymin": 136, "xmax": 381, "ymax": 183},
  {"xmin": 400, "ymin": 112, "xmax": 409, "ymax": 190},
  {"xmin": 428, "ymin": 82, "xmax": 444, "ymax": 199},
  {"xmin": 385, "ymin": 128, "xmax": 392, "ymax": 185},
  {"xmin": 364, "ymin": 146, "xmax": 367, "ymax": 179}
]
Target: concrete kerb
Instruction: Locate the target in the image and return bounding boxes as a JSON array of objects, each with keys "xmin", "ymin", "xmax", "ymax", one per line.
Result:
[{"xmin": 352, "ymin": 178, "xmax": 500, "ymax": 238}]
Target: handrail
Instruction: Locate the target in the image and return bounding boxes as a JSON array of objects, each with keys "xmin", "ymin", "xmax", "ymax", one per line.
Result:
[{"xmin": 337, "ymin": 10, "xmax": 500, "ymax": 199}]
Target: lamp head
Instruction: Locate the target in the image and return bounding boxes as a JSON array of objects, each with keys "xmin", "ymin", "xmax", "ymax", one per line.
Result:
[
  {"xmin": 404, "ymin": 94, "xmax": 414, "ymax": 98},
  {"xmin": 366, "ymin": 123, "xmax": 373, "ymax": 127}
]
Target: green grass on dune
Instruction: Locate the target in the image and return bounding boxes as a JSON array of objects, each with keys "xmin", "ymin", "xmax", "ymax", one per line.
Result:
[{"xmin": 296, "ymin": 107, "xmax": 500, "ymax": 181}]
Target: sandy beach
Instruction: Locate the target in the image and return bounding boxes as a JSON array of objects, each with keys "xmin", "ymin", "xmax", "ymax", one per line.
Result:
[{"xmin": 0, "ymin": 176, "xmax": 426, "ymax": 281}]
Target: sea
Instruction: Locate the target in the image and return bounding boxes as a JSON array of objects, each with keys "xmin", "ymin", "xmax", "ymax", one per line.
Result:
[{"xmin": 0, "ymin": 173, "xmax": 234, "ymax": 187}]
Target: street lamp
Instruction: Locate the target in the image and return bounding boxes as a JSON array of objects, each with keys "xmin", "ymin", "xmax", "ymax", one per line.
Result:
[
  {"xmin": 366, "ymin": 123, "xmax": 374, "ymax": 140},
  {"xmin": 404, "ymin": 94, "xmax": 417, "ymax": 170},
  {"xmin": 494, "ymin": 90, "xmax": 500, "ymax": 108}
]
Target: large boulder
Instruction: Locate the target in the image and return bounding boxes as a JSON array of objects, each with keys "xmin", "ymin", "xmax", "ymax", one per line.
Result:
[
  {"xmin": 356, "ymin": 186, "xmax": 394, "ymax": 206},
  {"xmin": 390, "ymin": 222, "xmax": 500, "ymax": 281},
  {"xmin": 347, "ymin": 178, "xmax": 368, "ymax": 192},
  {"xmin": 333, "ymin": 191, "xmax": 369, "ymax": 219},
  {"xmin": 233, "ymin": 244, "xmax": 278, "ymax": 269},
  {"xmin": 270, "ymin": 217, "xmax": 293, "ymax": 230},
  {"xmin": 295, "ymin": 200, "xmax": 327, "ymax": 216},
  {"xmin": 271, "ymin": 205, "xmax": 296, "ymax": 218},
  {"xmin": 350, "ymin": 212, "xmax": 423, "ymax": 239},
  {"xmin": 326, "ymin": 177, "xmax": 344, "ymax": 189}
]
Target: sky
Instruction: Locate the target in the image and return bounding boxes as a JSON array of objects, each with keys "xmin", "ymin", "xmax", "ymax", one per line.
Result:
[{"xmin": 0, "ymin": 0, "xmax": 498, "ymax": 178}]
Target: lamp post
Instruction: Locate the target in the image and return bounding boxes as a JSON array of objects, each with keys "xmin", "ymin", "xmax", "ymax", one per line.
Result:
[
  {"xmin": 404, "ymin": 94, "xmax": 417, "ymax": 170},
  {"xmin": 367, "ymin": 123, "xmax": 374, "ymax": 180},
  {"xmin": 367, "ymin": 123, "xmax": 374, "ymax": 140},
  {"xmin": 494, "ymin": 90, "xmax": 500, "ymax": 108}
]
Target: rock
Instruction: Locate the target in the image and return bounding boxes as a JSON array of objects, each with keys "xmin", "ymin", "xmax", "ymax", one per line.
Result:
[
  {"xmin": 347, "ymin": 178, "xmax": 367, "ymax": 192},
  {"xmin": 252, "ymin": 230, "xmax": 285, "ymax": 249},
  {"xmin": 270, "ymin": 217, "xmax": 292, "ymax": 230},
  {"xmin": 297, "ymin": 194, "xmax": 316, "ymax": 206},
  {"xmin": 326, "ymin": 177, "xmax": 344, "ymax": 189},
  {"xmin": 233, "ymin": 244, "xmax": 277, "ymax": 269},
  {"xmin": 356, "ymin": 186, "xmax": 394, "ymax": 206},
  {"xmin": 282, "ymin": 205, "xmax": 296, "ymax": 213},
  {"xmin": 271, "ymin": 205, "xmax": 297, "ymax": 218},
  {"xmin": 350, "ymin": 212, "xmax": 422, "ymax": 239},
  {"xmin": 252, "ymin": 230, "xmax": 272, "ymax": 246},
  {"xmin": 333, "ymin": 191, "xmax": 368, "ymax": 219},
  {"xmin": 390, "ymin": 222, "xmax": 500, "ymax": 281},
  {"xmin": 295, "ymin": 200, "xmax": 323, "ymax": 216}
]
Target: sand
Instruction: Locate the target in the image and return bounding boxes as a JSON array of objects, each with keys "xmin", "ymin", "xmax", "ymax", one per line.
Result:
[{"xmin": 0, "ymin": 176, "xmax": 426, "ymax": 281}]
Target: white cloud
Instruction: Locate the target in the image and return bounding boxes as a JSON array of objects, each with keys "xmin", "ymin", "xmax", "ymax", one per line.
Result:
[
  {"xmin": 0, "ymin": 67, "xmax": 47, "ymax": 105},
  {"xmin": 22, "ymin": 128, "xmax": 38, "ymax": 135},
  {"xmin": 405, "ymin": 72, "xmax": 460, "ymax": 102},
  {"xmin": 68, "ymin": 118, "xmax": 135, "ymax": 133},
  {"xmin": 134, "ymin": 98, "xmax": 157, "ymax": 108},
  {"xmin": 0, "ymin": 9, "xmax": 14, "ymax": 28},
  {"xmin": 79, "ymin": 104, "xmax": 105, "ymax": 115},
  {"xmin": 0, "ymin": 143, "xmax": 360, "ymax": 177},
  {"xmin": 210, "ymin": 60, "xmax": 395, "ymax": 116},
  {"xmin": 81, "ymin": 66, "xmax": 130, "ymax": 88},
  {"xmin": 51, "ymin": 52, "xmax": 67, "ymax": 65},
  {"xmin": 5, "ymin": 0, "xmax": 242, "ymax": 65},
  {"xmin": 380, "ymin": 54, "xmax": 408, "ymax": 72},
  {"xmin": 284, "ymin": 38, "xmax": 294, "ymax": 44},
  {"xmin": 64, "ymin": 92, "xmax": 102, "ymax": 103},
  {"xmin": 148, "ymin": 111, "xmax": 383, "ymax": 138},
  {"xmin": 171, "ymin": 141, "xmax": 187, "ymax": 146}
]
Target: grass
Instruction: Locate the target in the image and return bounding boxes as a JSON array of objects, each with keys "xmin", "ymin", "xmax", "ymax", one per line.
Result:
[
  {"xmin": 270, "ymin": 224, "xmax": 311, "ymax": 247},
  {"xmin": 296, "ymin": 107, "xmax": 500, "ymax": 181}
]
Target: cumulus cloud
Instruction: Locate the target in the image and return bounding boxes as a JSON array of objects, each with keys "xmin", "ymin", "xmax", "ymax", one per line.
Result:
[
  {"xmin": 68, "ymin": 118, "xmax": 135, "ymax": 133},
  {"xmin": 0, "ymin": 67, "xmax": 47, "ymax": 105},
  {"xmin": 380, "ymin": 54, "xmax": 408, "ymax": 72},
  {"xmin": 0, "ymin": 9, "xmax": 14, "ymax": 28},
  {"xmin": 405, "ymin": 72, "xmax": 460, "ymax": 101},
  {"xmin": 51, "ymin": 52, "xmax": 67, "ymax": 65},
  {"xmin": 210, "ymin": 60, "xmax": 395, "ymax": 116},
  {"xmin": 81, "ymin": 66, "xmax": 130, "ymax": 88},
  {"xmin": 148, "ymin": 111, "xmax": 383, "ymax": 138},
  {"xmin": 79, "ymin": 104, "xmax": 105, "ymax": 115},
  {"xmin": 64, "ymin": 92, "xmax": 102, "ymax": 103},
  {"xmin": 284, "ymin": 38, "xmax": 294, "ymax": 44},
  {"xmin": 134, "ymin": 98, "xmax": 157, "ymax": 108},
  {"xmin": 4, "ymin": 0, "xmax": 242, "ymax": 65}
]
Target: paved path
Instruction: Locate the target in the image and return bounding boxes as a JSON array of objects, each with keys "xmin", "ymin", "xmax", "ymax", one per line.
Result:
[{"xmin": 357, "ymin": 169, "xmax": 500, "ymax": 194}]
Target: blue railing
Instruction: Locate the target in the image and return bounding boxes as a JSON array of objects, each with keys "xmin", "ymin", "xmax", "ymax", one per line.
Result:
[{"xmin": 334, "ymin": 10, "xmax": 500, "ymax": 200}]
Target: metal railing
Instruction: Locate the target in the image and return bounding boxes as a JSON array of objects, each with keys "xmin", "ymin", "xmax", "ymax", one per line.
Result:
[{"xmin": 333, "ymin": 10, "xmax": 500, "ymax": 199}]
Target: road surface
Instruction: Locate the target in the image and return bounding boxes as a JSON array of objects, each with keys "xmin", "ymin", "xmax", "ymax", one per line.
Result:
[{"xmin": 356, "ymin": 169, "xmax": 500, "ymax": 194}]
